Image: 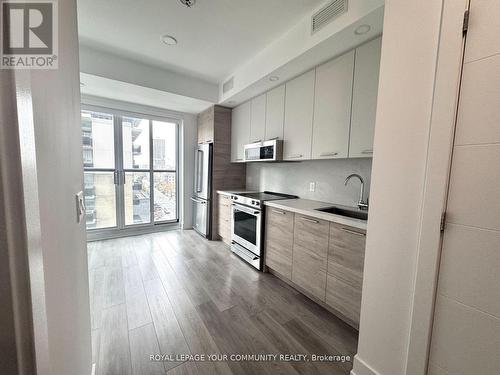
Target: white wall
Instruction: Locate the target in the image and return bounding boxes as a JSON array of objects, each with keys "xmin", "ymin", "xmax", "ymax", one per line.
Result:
[
  {"xmin": 79, "ymin": 45, "xmax": 219, "ymax": 103},
  {"xmin": 352, "ymin": 1, "xmax": 445, "ymax": 374},
  {"xmin": 0, "ymin": 72, "xmax": 40, "ymax": 375},
  {"xmin": 27, "ymin": 0, "xmax": 92, "ymax": 374},
  {"xmin": 220, "ymin": 0, "xmax": 384, "ymax": 104}
]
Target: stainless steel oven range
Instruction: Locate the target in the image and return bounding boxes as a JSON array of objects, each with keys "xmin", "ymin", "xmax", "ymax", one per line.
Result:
[{"xmin": 230, "ymin": 191, "xmax": 297, "ymax": 270}]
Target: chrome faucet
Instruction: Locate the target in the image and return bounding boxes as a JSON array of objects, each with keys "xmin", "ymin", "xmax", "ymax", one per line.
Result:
[{"xmin": 345, "ymin": 174, "xmax": 369, "ymax": 211}]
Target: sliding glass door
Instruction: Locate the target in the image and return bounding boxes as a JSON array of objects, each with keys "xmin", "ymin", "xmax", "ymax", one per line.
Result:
[
  {"xmin": 82, "ymin": 110, "xmax": 118, "ymax": 230},
  {"xmin": 121, "ymin": 115, "xmax": 152, "ymax": 226},
  {"xmin": 81, "ymin": 107, "xmax": 178, "ymax": 238}
]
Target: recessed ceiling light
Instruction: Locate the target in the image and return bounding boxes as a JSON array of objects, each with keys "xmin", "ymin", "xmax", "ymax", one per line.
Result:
[
  {"xmin": 161, "ymin": 35, "xmax": 178, "ymax": 45},
  {"xmin": 180, "ymin": 0, "xmax": 196, "ymax": 7},
  {"xmin": 354, "ymin": 24, "xmax": 371, "ymax": 35},
  {"xmin": 269, "ymin": 76, "xmax": 279, "ymax": 82}
]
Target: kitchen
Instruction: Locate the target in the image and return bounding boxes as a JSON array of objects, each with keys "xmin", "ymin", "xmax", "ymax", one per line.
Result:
[
  {"xmin": 189, "ymin": 35, "xmax": 380, "ymax": 331},
  {"xmin": 2, "ymin": 1, "xmax": 499, "ymax": 375},
  {"xmin": 80, "ymin": 1, "xmax": 380, "ymax": 371}
]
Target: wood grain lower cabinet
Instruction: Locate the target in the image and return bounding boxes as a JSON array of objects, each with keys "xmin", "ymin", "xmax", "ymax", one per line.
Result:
[
  {"xmin": 292, "ymin": 215, "xmax": 329, "ymax": 301},
  {"xmin": 325, "ymin": 275, "xmax": 362, "ymax": 325},
  {"xmin": 265, "ymin": 208, "xmax": 294, "ymax": 278},
  {"xmin": 326, "ymin": 223, "xmax": 366, "ymax": 325},
  {"xmin": 217, "ymin": 194, "xmax": 232, "ymax": 245},
  {"xmin": 263, "ymin": 207, "xmax": 367, "ymax": 329}
]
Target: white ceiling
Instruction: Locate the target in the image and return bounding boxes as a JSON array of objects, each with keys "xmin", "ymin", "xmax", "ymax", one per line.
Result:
[{"xmin": 77, "ymin": 0, "xmax": 324, "ymax": 83}]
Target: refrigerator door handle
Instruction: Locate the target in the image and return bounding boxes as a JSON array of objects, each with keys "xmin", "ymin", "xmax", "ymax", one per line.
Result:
[
  {"xmin": 190, "ymin": 197, "xmax": 206, "ymax": 204},
  {"xmin": 196, "ymin": 149, "xmax": 203, "ymax": 193}
]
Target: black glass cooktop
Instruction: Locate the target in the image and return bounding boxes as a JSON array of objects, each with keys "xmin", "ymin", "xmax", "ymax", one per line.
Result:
[{"xmin": 235, "ymin": 191, "xmax": 298, "ymax": 202}]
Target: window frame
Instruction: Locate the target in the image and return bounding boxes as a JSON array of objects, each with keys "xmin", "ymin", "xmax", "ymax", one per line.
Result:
[{"xmin": 81, "ymin": 104, "xmax": 180, "ymax": 239}]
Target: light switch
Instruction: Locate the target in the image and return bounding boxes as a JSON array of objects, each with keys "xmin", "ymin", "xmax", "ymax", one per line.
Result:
[
  {"xmin": 309, "ymin": 182, "xmax": 316, "ymax": 192},
  {"xmin": 76, "ymin": 191, "xmax": 86, "ymax": 223}
]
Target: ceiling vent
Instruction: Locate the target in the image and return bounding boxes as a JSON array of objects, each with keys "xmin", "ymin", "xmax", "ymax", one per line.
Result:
[
  {"xmin": 311, "ymin": 0, "xmax": 348, "ymax": 34},
  {"xmin": 222, "ymin": 77, "xmax": 234, "ymax": 94}
]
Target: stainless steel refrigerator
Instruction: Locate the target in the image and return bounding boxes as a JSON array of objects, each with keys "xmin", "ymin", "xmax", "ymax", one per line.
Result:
[{"xmin": 191, "ymin": 143, "xmax": 212, "ymax": 237}]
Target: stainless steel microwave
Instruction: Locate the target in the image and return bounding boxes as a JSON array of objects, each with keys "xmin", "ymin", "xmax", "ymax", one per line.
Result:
[{"xmin": 244, "ymin": 139, "xmax": 283, "ymax": 162}]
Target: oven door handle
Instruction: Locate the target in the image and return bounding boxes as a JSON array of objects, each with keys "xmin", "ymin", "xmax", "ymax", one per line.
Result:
[
  {"xmin": 232, "ymin": 203, "xmax": 261, "ymax": 215},
  {"xmin": 231, "ymin": 241, "xmax": 259, "ymax": 261}
]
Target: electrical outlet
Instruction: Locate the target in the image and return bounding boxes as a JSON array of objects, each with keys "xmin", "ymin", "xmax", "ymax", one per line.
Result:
[{"xmin": 309, "ymin": 182, "xmax": 316, "ymax": 192}]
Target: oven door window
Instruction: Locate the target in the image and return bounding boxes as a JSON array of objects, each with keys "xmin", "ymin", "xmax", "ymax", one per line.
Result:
[{"xmin": 233, "ymin": 209, "xmax": 257, "ymax": 245}]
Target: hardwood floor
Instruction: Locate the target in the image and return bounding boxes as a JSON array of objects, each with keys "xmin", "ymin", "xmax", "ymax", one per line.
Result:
[{"xmin": 88, "ymin": 230, "xmax": 358, "ymax": 375}]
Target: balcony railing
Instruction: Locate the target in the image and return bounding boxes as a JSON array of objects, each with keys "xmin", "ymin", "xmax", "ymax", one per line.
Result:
[
  {"xmin": 81, "ymin": 119, "xmax": 92, "ymax": 131},
  {"xmin": 84, "ymin": 187, "xmax": 96, "ymax": 197},
  {"xmin": 82, "ymin": 134, "xmax": 93, "ymax": 146}
]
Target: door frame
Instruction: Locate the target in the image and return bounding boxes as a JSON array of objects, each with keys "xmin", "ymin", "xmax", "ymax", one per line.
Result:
[
  {"xmin": 404, "ymin": 0, "xmax": 470, "ymax": 374},
  {"xmin": 81, "ymin": 104, "xmax": 181, "ymax": 241}
]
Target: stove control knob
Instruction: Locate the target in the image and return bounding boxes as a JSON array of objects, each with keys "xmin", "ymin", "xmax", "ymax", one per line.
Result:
[{"xmin": 255, "ymin": 201, "xmax": 260, "ymax": 206}]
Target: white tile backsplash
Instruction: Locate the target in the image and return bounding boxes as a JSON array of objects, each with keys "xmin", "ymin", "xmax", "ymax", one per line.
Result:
[{"xmin": 246, "ymin": 158, "xmax": 372, "ymax": 207}]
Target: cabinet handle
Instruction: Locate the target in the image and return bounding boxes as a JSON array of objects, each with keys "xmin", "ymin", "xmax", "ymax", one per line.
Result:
[
  {"xmin": 287, "ymin": 154, "xmax": 303, "ymax": 159},
  {"xmin": 301, "ymin": 217, "xmax": 319, "ymax": 224},
  {"xmin": 320, "ymin": 152, "xmax": 338, "ymax": 157},
  {"xmin": 341, "ymin": 228, "xmax": 366, "ymax": 236},
  {"xmin": 251, "ymin": 139, "xmax": 262, "ymax": 144},
  {"xmin": 235, "ymin": 158, "xmax": 243, "ymax": 161},
  {"xmin": 268, "ymin": 137, "xmax": 279, "ymax": 140},
  {"xmin": 361, "ymin": 149, "xmax": 373, "ymax": 154},
  {"xmin": 272, "ymin": 209, "xmax": 286, "ymax": 215}
]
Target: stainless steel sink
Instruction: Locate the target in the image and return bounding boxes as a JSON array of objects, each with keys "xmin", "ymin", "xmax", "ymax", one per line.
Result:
[{"xmin": 315, "ymin": 206, "xmax": 368, "ymax": 221}]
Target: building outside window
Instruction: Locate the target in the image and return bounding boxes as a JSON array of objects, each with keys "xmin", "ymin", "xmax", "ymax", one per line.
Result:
[{"xmin": 81, "ymin": 109, "xmax": 179, "ymax": 237}]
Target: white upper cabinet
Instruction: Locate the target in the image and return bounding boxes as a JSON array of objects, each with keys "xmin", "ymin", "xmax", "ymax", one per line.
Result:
[
  {"xmin": 283, "ymin": 70, "xmax": 315, "ymax": 160},
  {"xmin": 265, "ymin": 85, "xmax": 285, "ymax": 140},
  {"xmin": 312, "ymin": 50, "xmax": 354, "ymax": 159},
  {"xmin": 249, "ymin": 93, "xmax": 266, "ymax": 143},
  {"xmin": 228, "ymin": 37, "xmax": 381, "ymax": 162},
  {"xmin": 349, "ymin": 37, "xmax": 382, "ymax": 158},
  {"xmin": 231, "ymin": 101, "xmax": 251, "ymax": 162}
]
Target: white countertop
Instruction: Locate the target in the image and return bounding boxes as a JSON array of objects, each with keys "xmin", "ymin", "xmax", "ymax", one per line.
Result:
[{"xmin": 265, "ymin": 199, "xmax": 367, "ymax": 231}]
